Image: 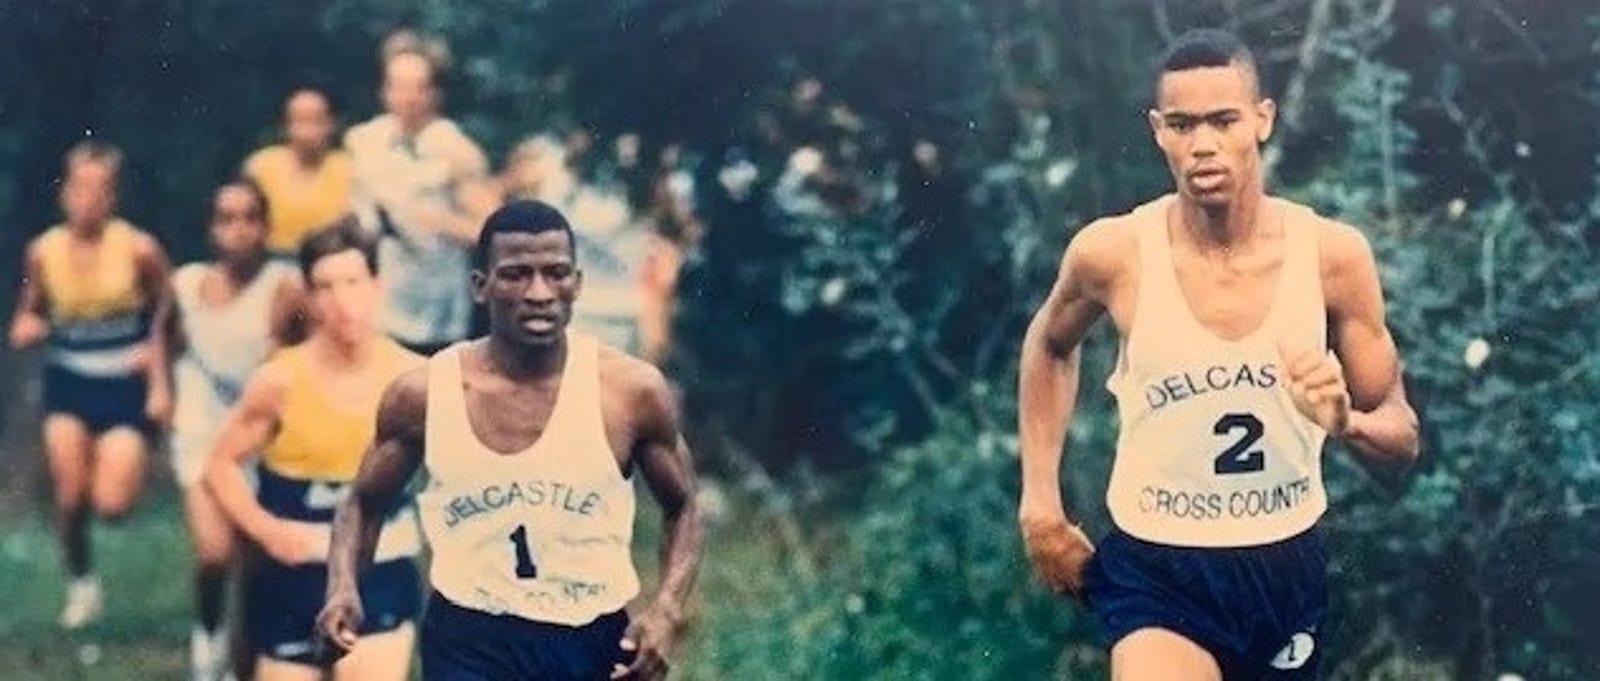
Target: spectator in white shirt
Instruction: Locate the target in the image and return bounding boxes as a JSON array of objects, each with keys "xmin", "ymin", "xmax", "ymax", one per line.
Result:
[{"xmin": 344, "ymin": 30, "xmax": 500, "ymax": 355}]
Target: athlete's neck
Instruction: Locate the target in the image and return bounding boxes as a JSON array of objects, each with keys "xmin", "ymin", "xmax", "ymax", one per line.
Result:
[
  {"xmin": 396, "ymin": 112, "xmax": 438, "ymax": 139},
  {"xmin": 218, "ymin": 253, "xmax": 266, "ymax": 286},
  {"xmin": 291, "ymin": 145, "xmax": 328, "ymax": 170},
  {"xmin": 65, "ymin": 217, "xmax": 111, "ymax": 240},
  {"xmin": 484, "ymin": 334, "xmax": 567, "ymax": 381},
  {"xmin": 1177, "ymin": 185, "xmax": 1268, "ymax": 252},
  {"xmin": 312, "ymin": 332, "xmax": 377, "ymax": 368}
]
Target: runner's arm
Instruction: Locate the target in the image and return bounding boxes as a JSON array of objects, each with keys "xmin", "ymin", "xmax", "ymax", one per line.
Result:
[
  {"xmin": 1324, "ymin": 225, "xmax": 1421, "ymax": 478},
  {"xmin": 268, "ymin": 273, "xmax": 308, "ymax": 348},
  {"xmin": 135, "ymin": 234, "xmax": 176, "ymax": 424},
  {"xmin": 326, "ymin": 367, "xmax": 428, "ymax": 597},
  {"xmin": 203, "ymin": 362, "xmax": 290, "ymax": 544},
  {"xmin": 1019, "ymin": 223, "xmax": 1115, "ymax": 524},
  {"xmin": 632, "ymin": 367, "xmax": 702, "ymax": 621},
  {"xmin": 8, "ymin": 241, "xmax": 50, "ymax": 349}
]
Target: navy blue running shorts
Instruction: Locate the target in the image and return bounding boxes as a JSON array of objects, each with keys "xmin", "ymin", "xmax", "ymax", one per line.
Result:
[
  {"xmin": 421, "ymin": 592, "xmax": 632, "ymax": 681},
  {"xmin": 248, "ymin": 557, "xmax": 421, "ymax": 665},
  {"xmin": 1083, "ymin": 525, "xmax": 1328, "ymax": 679},
  {"xmin": 42, "ymin": 364, "xmax": 150, "ymax": 435}
]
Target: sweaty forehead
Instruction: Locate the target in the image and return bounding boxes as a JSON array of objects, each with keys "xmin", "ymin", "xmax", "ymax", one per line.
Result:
[
  {"xmin": 385, "ymin": 53, "xmax": 434, "ymax": 85},
  {"xmin": 489, "ymin": 230, "xmax": 574, "ymax": 265},
  {"xmin": 68, "ymin": 160, "xmax": 116, "ymax": 184},
  {"xmin": 1156, "ymin": 63, "xmax": 1260, "ymax": 111},
  {"xmin": 287, "ymin": 91, "xmax": 329, "ymax": 116},
  {"xmin": 310, "ymin": 249, "xmax": 372, "ymax": 284}
]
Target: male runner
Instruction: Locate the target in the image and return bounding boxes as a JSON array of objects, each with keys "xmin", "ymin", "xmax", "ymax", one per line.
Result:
[
  {"xmin": 244, "ymin": 87, "xmax": 353, "ymax": 258},
  {"xmin": 1017, "ymin": 29, "xmax": 1421, "ymax": 680},
  {"xmin": 168, "ymin": 179, "xmax": 302, "ymax": 679},
  {"xmin": 9, "ymin": 140, "xmax": 174, "ymax": 629},
  {"xmin": 205, "ymin": 223, "xmax": 422, "ymax": 681},
  {"xmin": 317, "ymin": 200, "xmax": 703, "ymax": 680}
]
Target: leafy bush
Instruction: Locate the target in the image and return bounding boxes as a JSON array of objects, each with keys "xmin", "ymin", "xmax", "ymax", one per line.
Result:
[{"xmin": 689, "ymin": 412, "xmax": 1109, "ymax": 680}]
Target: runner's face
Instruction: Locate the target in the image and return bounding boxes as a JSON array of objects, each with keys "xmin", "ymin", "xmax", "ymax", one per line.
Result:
[
  {"xmin": 210, "ymin": 186, "xmax": 267, "ymax": 264},
  {"xmin": 473, "ymin": 230, "xmax": 580, "ymax": 349},
  {"xmin": 382, "ymin": 54, "xmax": 437, "ymax": 128},
  {"xmin": 1150, "ymin": 63, "xmax": 1275, "ymax": 209},
  {"xmin": 285, "ymin": 91, "xmax": 334, "ymax": 156},
  {"xmin": 308, "ymin": 249, "xmax": 379, "ymax": 345},
  {"xmin": 60, "ymin": 160, "xmax": 116, "ymax": 228}
]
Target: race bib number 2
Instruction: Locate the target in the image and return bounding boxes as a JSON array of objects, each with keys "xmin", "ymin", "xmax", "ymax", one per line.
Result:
[{"xmin": 1213, "ymin": 412, "xmax": 1264, "ymax": 475}]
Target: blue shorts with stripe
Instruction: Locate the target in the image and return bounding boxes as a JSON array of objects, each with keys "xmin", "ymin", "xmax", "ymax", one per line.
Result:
[
  {"xmin": 1083, "ymin": 525, "xmax": 1328, "ymax": 679},
  {"xmin": 248, "ymin": 467, "xmax": 422, "ymax": 665},
  {"xmin": 42, "ymin": 364, "xmax": 149, "ymax": 435},
  {"xmin": 248, "ymin": 558, "xmax": 421, "ymax": 664},
  {"xmin": 421, "ymin": 593, "xmax": 632, "ymax": 681},
  {"xmin": 43, "ymin": 310, "xmax": 152, "ymax": 435}
]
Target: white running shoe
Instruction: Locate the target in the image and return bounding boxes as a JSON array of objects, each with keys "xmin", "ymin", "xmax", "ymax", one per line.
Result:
[
  {"xmin": 190, "ymin": 625, "xmax": 232, "ymax": 681},
  {"xmin": 59, "ymin": 575, "xmax": 103, "ymax": 630}
]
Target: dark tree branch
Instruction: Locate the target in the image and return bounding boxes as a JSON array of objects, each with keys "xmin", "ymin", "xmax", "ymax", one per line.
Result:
[
  {"xmin": 1149, "ymin": 0, "xmax": 1175, "ymax": 44},
  {"xmin": 1264, "ymin": 0, "xmax": 1333, "ymax": 175},
  {"xmin": 1280, "ymin": 0, "xmax": 1335, "ymax": 128},
  {"xmin": 1238, "ymin": 0, "xmax": 1307, "ymax": 28},
  {"xmin": 1479, "ymin": 0, "xmax": 1549, "ymax": 66}
]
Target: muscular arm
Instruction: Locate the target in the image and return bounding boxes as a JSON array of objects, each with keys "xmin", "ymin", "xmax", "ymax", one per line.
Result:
[
  {"xmin": 1324, "ymin": 225, "xmax": 1421, "ymax": 479},
  {"xmin": 607, "ymin": 364, "xmax": 703, "ymax": 679},
  {"xmin": 326, "ymin": 367, "xmax": 427, "ymax": 598},
  {"xmin": 378, "ymin": 170, "xmax": 499, "ymax": 247},
  {"xmin": 8, "ymin": 241, "xmax": 49, "ymax": 349},
  {"xmin": 162, "ymin": 281, "xmax": 188, "ymax": 368},
  {"xmin": 423, "ymin": 135, "xmax": 500, "ymax": 245},
  {"xmin": 268, "ymin": 274, "xmax": 308, "ymax": 348},
  {"xmin": 1018, "ymin": 224, "xmax": 1116, "ymax": 523},
  {"xmin": 637, "ymin": 237, "xmax": 684, "ymax": 364},
  {"xmin": 136, "ymin": 235, "xmax": 175, "ymax": 405},
  {"xmin": 631, "ymin": 368, "xmax": 703, "ymax": 620},
  {"xmin": 203, "ymin": 362, "xmax": 288, "ymax": 544},
  {"xmin": 445, "ymin": 171, "xmax": 502, "ymax": 244}
]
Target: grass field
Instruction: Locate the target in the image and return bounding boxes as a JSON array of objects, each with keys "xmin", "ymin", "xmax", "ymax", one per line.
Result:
[
  {"xmin": 0, "ymin": 473, "xmax": 814, "ymax": 681},
  {"xmin": 0, "ymin": 489, "xmax": 199, "ymax": 681}
]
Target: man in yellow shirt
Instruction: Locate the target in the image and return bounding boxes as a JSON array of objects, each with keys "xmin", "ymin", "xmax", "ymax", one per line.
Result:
[
  {"xmin": 205, "ymin": 223, "xmax": 422, "ymax": 681},
  {"xmin": 9, "ymin": 141, "xmax": 174, "ymax": 631},
  {"xmin": 245, "ymin": 87, "xmax": 354, "ymax": 257}
]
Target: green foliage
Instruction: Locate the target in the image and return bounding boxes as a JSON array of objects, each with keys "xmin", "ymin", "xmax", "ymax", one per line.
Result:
[
  {"xmin": 690, "ymin": 414, "xmax": 1106, "ymax": 680},
  {"xmin": 1281, "ymin": 48, "xmax": 1600, "ymax": 680},
  {"xmin": 2, "ymin": 2, "xmax": 1598, "ymax": 679},
  {"xmin": 832, "ymin": 415, "xmax": 1101, "ymax": 679}
]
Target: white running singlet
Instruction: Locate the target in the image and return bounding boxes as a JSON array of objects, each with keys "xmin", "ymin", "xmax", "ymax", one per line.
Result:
[
  {"xmin": 1104, "ymin": 194, "xmax": 1329, "ymax": 547},
  {"xmin": 169, "ymin": 260, "xmax": 297, "ymax": 487},
  {"xmin": 417, "ymin": 333, "xmax": 640, "ymax": 626}
]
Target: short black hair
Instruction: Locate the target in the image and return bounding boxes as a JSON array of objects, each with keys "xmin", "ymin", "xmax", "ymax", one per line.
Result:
[
  {"xmin": 1157, "ymin": 28, "xmax": 1261, "ymax": 99},
  {"xmin": 473, "ymin": 199, "xmax": 577, "ymax": 271},
  {"xmin": 298, "ymin": 216, "xmax": 378, "ymax": 280},
  {"xmin": 216, "ymin": 176, "xmax": 271, "ymax": 225}
]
